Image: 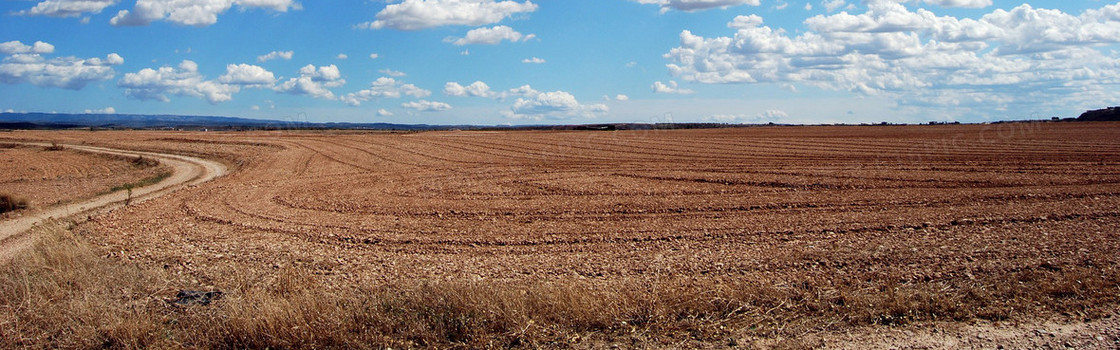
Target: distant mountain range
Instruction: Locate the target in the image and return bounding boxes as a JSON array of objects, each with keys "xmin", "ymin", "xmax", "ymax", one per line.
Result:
[
  {"xmin": 0, "ymin": 112, "xmax": 753, "ymax": 131},
  {"xmin": 2, "ymin": 107, "xmax": 1117, "ymax": 131},
  {"xmin": 0, "ymin": 112, "xmax": 447, "ymax": 130}
]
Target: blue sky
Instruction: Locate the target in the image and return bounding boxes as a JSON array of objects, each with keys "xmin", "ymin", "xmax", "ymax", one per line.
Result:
[{"xmin": 1, "ymin": 0, "xmax": 1118, "ymax": 125}]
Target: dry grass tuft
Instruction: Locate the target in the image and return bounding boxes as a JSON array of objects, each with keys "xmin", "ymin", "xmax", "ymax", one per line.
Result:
[
  {"xmin": 0, "ymin": 193, "xmax": 29, "ymax": 214},
  {"xmin": 130, "ymin": 155, "xmax": 160, "ymax": 168}
]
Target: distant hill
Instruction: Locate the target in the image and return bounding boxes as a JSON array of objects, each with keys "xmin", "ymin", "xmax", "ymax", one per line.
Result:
[
  {"xmin": 0, "ymin": 113, "xmax": 444, "ymax": 130},
  {"xmin": 1078, "ymin": 107, "xmax": 1120, "ymax": 121},
  {"xmin": 0, "ymin": 113, "xmax": 764, "ymax": 131}
]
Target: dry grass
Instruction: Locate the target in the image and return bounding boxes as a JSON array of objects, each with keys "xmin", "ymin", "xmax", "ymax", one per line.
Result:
[
  {"xmin": 0, "ymin": 193, "xmax": 29, "ymax": 214},
  {"xmin": 2, "ymin": 222, "xmax": 1118, "ymax": 349}
]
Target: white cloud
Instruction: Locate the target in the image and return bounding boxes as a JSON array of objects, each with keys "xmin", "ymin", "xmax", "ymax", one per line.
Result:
[
  {"xmin": 632, "ymin": 0, "xmax": 760, "ymax": 13},
  {"xmin": 522, "ymin": 57, "xmax": 545, "ymax": 64},
  {"xmin": 444, "ymin": 81, "xmax": 495, "ymax": 97},
  {"xmin": 0, "ymin": 41, "xmax": 55, "ymax": 55},
  {"xmin": 257, "ymin": 50, "xmax": 293, "ymax": 62},
  {"xmin": 460, "ymin": 49, "xmax": 470, "ymax": 55},
  {"xmin": 336, "ymin": 53, "xmax": 348, "ymax": 60},
  {"xmin": 379, "ymin": 69, "xmax": 406, "ymax": 77},
  {"xmin": 449, "ymin": 25, "xmax": 535, "ymax": 45},
  {"xmin": 402, "ymin": 100, "xmax": 452, "ymax": 111},
  {"xmin": 118, "ymin": 60, "xmax": 240, "ymax": 103},
  {"xmin": 84, "ymin": 106, "xmax": 116, "ymax": 114},
  {"xmin": 377, "ymin": 108, "xmax": 393, "ymax": 116},
  {"xmin": 899, "ymin": 0, "xmax": 991, "ymax": 8},
  {"xmin": 218, "ymin": 63, "xmax": 276, "ymax": 86},
  {"xmin": 275, "ymin": 64, "xmax": 345, "ymax": 100},
  {"xmin": 342, "ymin": 77, "xmax": 431, "ymax": 106},
  {"xmin": 615, "ymin": 94, "xmax": 630, "ymax": 101},
  {"xmin": 110, "ymin": 0, "xmax": 299, "ymax": 27},
  {"xmin": 0, "ymin": 42, "xmax": 121, "ymax": 90},
  {"xmin": 707, "ymin": 110, "xmax": 788, "ymax": 123},
  {"xmin": 651, "ymin": 80, "xmax": 694, "ymax": 94},
  {"xmin": 369, "ymin": 53, "xmax": 380, "ymax": 59},
  {"xmin": 502, "ymin": 84, "xmax": 539, "ymax": 98},
  {"xmin": 359, "ymin": 0, "xmax": 538, "ymax": 31},
  {"xmin": 663, "ymin": 2, "xmax": 1120, "ymax": 118},
  {"xmin": 504, "ymin": 88, "xmax": 608, "ymax": 120},
  {"xmin": 804, "ymin": 2, "xmax": 812, "ymax": 11},
  {"xmin": 17, "ymin": 0, "xmax": 118, "ymax": 18},
  {"xmin": 822, "ymin": 0, "xmax": 846, "ymax": 12}
]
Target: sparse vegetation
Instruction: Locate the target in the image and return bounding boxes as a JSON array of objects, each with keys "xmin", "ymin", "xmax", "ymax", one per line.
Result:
[
  {"xmin": 43, "ymin": 142, "xmax": 64, "ymax": 151},
  {"xmin": 0, "ymin": 193, "xmax": 29, "ymax": 214},
  {"xmin": 131, "ymin": 155, "xmax": 160, "ymax": 168},
  {"xmin": 107, "ymin": 171, "xmax": 172, "ymax": 194},
  {"xmin": 1, "ymin": 222, "xmax": 1117, "ymax": 348}
]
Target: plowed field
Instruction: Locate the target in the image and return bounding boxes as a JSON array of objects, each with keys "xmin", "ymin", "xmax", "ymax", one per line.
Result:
[
  {"xmin": 0, "ymin": 142, "xmax": 170, "ymax": 217},
  {"xmin": 3, "ymin": 123, "xmax": 1119, "ymax": 346}
]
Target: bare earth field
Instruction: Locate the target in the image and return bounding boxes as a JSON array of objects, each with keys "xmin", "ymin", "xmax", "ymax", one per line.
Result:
[
  {"xmin": 1, "ymin": 123, "xmax": 1119, "ymax": 348},
  {"xmin": 0, "ymin": 142, "xmax": 170, "ymax": 219}
]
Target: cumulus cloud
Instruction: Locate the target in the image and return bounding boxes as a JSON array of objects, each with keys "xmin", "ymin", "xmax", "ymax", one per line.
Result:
[
  {"xmin": 504, "ymin": 87, "xmax": 608, "ymax": 120},
  {"xmin": 275, "ymin": 64, "xmax": 345, "ymax": 100},
  {"xmin": 119, "ymin": 60, "xmax": 240, "ymax": 103},
  {"xmin": 899, "ymin": 0, "xmax": 991, "ymax": 8},
  {"xmin": 444, "ymin": 81, "xmax": 495, "ymax": 97},
  {"xmin": 436, "ymin": 80, "xmax": 606, "ymax": 119},
  {"xmin": 218, "ymin": 63, "xmax": 276, "ymax": 86},
  {"xmin": 379, "ymin": 69, "xmax": 406, "ymax": 77},
  {"xmin": 402, "ymin": 100, "xmax": 452, "ymax": 111},
  {"xmin": 0, "ymin": 41, "xmax": 121, "ymax": 90},
  {"xmin": 632, "ymin": 0, "xmax": 760, "ymax": 13},
  {"xmin": 341, "ymin": 77, "xmax": 431, "ymax": 106},
  {"xmin": 369, "ymin": 53, "xmax": 380, "ymax": 59},
  {"xmin": 522, "ymin": 57, "xmax": 545, "ymax": 64},
  {"xmin": 0, "ymin": 41, "xmax": 55, "ymax": 55},
  {"xmin": 615, "ymin": 94, "xmax": 630, "ymax": 101},
  {"xmin": 16, "ymin": 0, "xmax": 118, "ymax": 18},
  {"xmin": 359, "ymin": 0, "xmax": 538, "ymax": 30},
  {"xmin": 663, "ymin": 2, "xmax": 1120, "ymax": 117},
  {"xmin": 84, "ymin": 106, "xmax": 117, "ymax": 114},
  {"xmin": 448, "ymin": 25, "xmax": 535, "ymax": 45},
  {"xmin": 336, "ymin": 53, "xmax": 348, "ymax": 60},
  {"xmin": 651, "ymin": 80, "xmax": 693, "ymax": 94},
  {"xmin": 110, "ymin": 0, "xmax": 300, "ymax": 27},
  {"xmin": 377, "ymin": 108, "xmax": 393, "ymax": 116},
  {"xmin": 707, "ymin": 110, "xmax": 788, "ymax": 123},
  {"xmin": 821, "ymin": 0, "xmax": 847, "ymax": 12},
  {"xmin": 257, "ymin": 50, "xmax": 293, "ymax": 62}
]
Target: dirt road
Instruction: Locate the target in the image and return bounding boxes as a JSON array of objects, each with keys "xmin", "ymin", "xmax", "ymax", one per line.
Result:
[{"xmin": 0, "ymin": 143, "xmax": 227, "ymax": 260}]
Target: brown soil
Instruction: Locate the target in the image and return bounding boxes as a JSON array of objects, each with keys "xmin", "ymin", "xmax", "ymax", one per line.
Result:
[
  {"xmin": 2, "ymin": 123, "xmax": 1119, "ymax": 347},
  {"xmin": 0, "ymin": 142, "xmax": 170, "ymax": 218}
]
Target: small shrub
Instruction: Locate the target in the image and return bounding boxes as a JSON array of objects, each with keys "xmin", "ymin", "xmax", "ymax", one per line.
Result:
[
  {"xmin": 131, "ymin": 155, "xmax": 160, "ymax": 168},
  {"xmin": 44, "ymin": 142, "xmax": 65, "ymax": 151},
  {"xmin": 0, "ymin": 193, "xmax": 29, "ymax": 213}
]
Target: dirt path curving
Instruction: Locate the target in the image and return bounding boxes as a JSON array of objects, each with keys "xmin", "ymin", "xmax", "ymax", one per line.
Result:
[{"xmin": 0, "ymin": 143, "xmax": 227, "ymax": 260}]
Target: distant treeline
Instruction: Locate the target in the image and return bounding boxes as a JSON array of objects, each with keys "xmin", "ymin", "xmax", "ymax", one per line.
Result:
[{"xmin": 1078, "ymin": 107, "xmax": 1120, "ymax": 122}]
